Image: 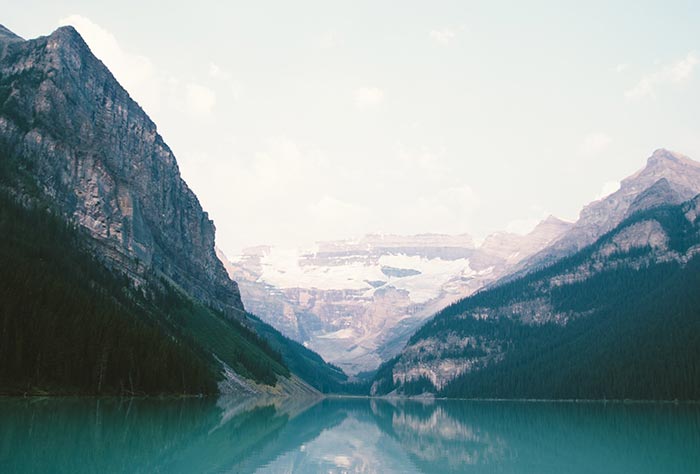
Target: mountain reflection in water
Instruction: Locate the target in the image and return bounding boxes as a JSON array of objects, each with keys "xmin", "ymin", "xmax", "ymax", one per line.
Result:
[{"xmin": 1, "ymin": 397, "xmax": 699, "ymax": 473}]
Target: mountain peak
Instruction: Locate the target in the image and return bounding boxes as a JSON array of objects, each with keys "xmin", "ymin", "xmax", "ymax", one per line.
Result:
[
  {"xmin": 51, "ymin": 25, "xmax": 81, "ymax": 39},
  {"xmin": 0, "ymin": 24, "xmax": 23, "ymax": 43},
  {"xmin": 646, "ymin": 148, "xmax": 697, "ymax": 169},
  {"xmin": 528, "ymin": 215, "xmax": 571, "ymax": 237},
  {"xmin": 541, "ymin": 215, "xmax": 569, "ymax": 226},
  {"xmin": 48, "ymin": 25, "xmax": 91, "ymax": 52},
  {"xmin": 620, "ymin": 149, "xmax": 700, "ymax": 195}
]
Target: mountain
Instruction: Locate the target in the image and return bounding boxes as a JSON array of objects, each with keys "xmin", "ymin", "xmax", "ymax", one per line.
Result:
[
  {"xmin": 371, "ymin": 172, "xmax": 700, "ymax": 399},
  {"xmin": 0, "ymin": 24, "xmax": 243, "ymax": 317},
  {"xmin": 514, "ymin": 149, "xmax": 700, "ymax": 273},
  {"xmin": 0, "ymin": 24, "xmax": 339, "ymax": 396},
  {"xmin": 221, "ymin": 217, "xmax": 571, "ymax": 375}
]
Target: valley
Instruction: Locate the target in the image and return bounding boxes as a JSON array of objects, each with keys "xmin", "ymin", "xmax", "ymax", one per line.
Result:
[{"xmin": 1, "ymin": 21, "xmax": 698, "ymax": 403}]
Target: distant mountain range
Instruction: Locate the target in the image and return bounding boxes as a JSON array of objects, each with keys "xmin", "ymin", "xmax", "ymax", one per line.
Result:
[{"xmin": 221, "ymin": 216, "xmax": 571, "ymax": 375}]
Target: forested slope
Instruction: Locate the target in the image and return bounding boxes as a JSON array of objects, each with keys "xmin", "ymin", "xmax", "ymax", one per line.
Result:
[{"xmin": 371, "ymin": 199, "xmax": 700, "ymax": 400}]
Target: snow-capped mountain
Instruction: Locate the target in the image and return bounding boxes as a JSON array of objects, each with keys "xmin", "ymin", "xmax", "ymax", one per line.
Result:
[{"xmin": 219, "ymin": 217, "xmax": 571, "ymax": 374}]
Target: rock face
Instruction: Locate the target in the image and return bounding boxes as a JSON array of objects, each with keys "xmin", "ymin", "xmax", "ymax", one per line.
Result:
[
  {"xmin": 517, "ymin": 149, "xmax": 700, "ymax": 272},
  {"xmin": 0, "ymin": 25, "xmax": 243, "ymax": 315},
  {"xmin": 221, "ymin": 218, "xmax": 571, "ymax": 374}
]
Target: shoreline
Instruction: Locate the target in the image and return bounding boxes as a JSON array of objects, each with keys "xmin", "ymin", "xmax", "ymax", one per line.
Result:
[{"xmin": 4, "ymin": 393, "xmax": 698, "ymax": 405}]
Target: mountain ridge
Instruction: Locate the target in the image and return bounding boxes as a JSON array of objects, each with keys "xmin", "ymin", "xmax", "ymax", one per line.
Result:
[
  {"xmin": 370, "ymin": 181, "xmax": 700, "ymax": 398},
  {"xmin": 513, "ymin": 148, "xmax": 700, "ymax": 274},
  {"xmin": 222, "ymin": 213, "xmax": 572, "ymax": 374}
]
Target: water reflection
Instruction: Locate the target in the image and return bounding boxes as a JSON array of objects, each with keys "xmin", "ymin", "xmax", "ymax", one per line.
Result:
[{"xmin": 1, "ymin": 396, "xmax": 699, "ymax": 473}]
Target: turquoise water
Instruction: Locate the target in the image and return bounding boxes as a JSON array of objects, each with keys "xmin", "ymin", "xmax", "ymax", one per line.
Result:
[{"xmin": 1, "ymin": 397, "xmax": 699, "ymax": 473}]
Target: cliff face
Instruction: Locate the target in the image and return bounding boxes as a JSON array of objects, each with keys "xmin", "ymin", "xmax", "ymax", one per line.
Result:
[{"xmin": 0, "ymin": 25, "xmax": 243, "ymax": 315}]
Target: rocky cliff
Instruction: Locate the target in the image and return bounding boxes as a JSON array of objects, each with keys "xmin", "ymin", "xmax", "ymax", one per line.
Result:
[{"xmin": 0, "ymin": 25, "xmax": 243, "ymax": 316}]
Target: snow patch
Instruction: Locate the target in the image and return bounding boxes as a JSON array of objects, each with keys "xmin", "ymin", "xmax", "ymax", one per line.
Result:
[
  {"xmin": 257, "ymin": 249, "xmax": 475, "ymax": 303},
  {"xmin": 377, "ymin": 254, "xmax": 474, "ymax": 303}
]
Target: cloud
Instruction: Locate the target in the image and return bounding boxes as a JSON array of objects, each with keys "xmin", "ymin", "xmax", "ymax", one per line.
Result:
[
  {"xmin": 58, "ymin": 15, "xmax": 218, "ymax": 118},
  {"xmin": 309, "ymin": 195, "xmax": 364, "ymax": 217},
  {"xmin": 396, "ymin": 145, "xmax": 441, "ymax": 169},
  {"xmin": 615, "ymin": 63, "xmax": 628, "ymax": 73},
  {"xmin": 316, "ymin": 31, "xmax": 339, "ymax": 50},
  {"xmin": 435, "ymin": 185, "xmax": 480, "ymax": 212},
  {"xmin": 180, "ymin": 133, "xmax": 486, "ymax": 252},
  {"xmin": 307, "ymin": 196, "xmax": 368, "ymax": 237},
  {"xmin": 406, "ymin": 185, "xmax": 481, "ymax": 229},
  {"xmin": 595, "ymin": 180, "xmax": 621, "ymax": 200},
  {"xmin": 178, "ymin": 137, "xmax": 353, "ymax": 248},
  {"xmin": 208, "ymin": 62, "xmax": 224, "ymax": 78},
  {"xmin": 208, "ymin": 62, "xmax": 242, "ymax": 100},
  {"xmin": 354, "ymin": 87, "xmax": 384, "ymax": 109},
  {"xmin": 185, "ymin": 83, "xmax": 216, "ymax": 115},
  {"xmin": 429, "ymin": 28, "xmax": 456, "ymax": 45},
  {"xmin": 578, "ymin": 132, "xmax": 612, "ymax": 157},
  {"xmin": 625, "ymin": 52, "xmax": 698, "ymax": 100},
  {"xmin": 506, "ymin": 217, "xmax": 543, "ymax": 235},
  {"xmin": 505, "ymin": 207, "xmax": 550, "ymax": 235},
  {"xmin": 668, "ymin": 53, "xmax": 698, "ymax": 81},
  {"xmin": 245, "ymin": 137, "xmax": 322, "ymax": 195}
]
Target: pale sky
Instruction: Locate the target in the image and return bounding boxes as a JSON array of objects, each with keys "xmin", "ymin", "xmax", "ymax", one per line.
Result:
[{"xmin": 4, "ymin": 1, "xmax": 700, "ymax": 255}]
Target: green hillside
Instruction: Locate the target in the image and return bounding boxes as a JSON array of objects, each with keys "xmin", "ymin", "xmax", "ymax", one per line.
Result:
[
  {"xmin": 0, "ymin": 189, "xmax": 289, "ymax": 395},
  {"xmin": 442, "ymin": 256, "xmax": 700, "ymax": 399}
]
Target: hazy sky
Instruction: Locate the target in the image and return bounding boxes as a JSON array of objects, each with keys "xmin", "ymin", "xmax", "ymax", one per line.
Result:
[{"xmin": 4, "ymin": 1, "xmax": 700, "ymax": 254}]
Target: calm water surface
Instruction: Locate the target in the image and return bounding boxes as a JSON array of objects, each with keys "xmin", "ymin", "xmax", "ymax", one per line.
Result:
[{"xmin": 1, "ymin": 396, "xmax": 699, "ymax": 473}]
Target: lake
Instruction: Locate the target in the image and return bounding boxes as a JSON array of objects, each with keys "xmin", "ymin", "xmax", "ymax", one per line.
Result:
[{"xmin": 1, "ymin": 396, "xmax": 699, "ymax": 473}]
